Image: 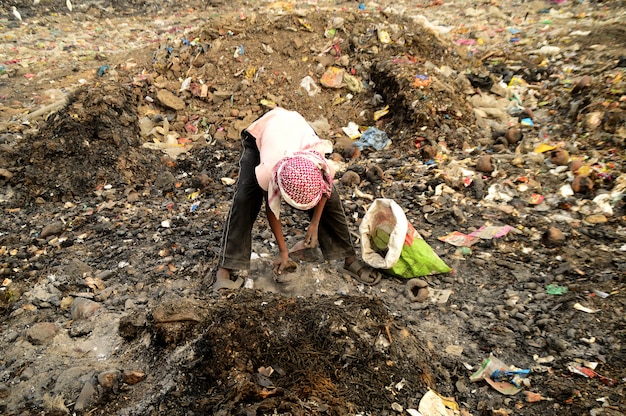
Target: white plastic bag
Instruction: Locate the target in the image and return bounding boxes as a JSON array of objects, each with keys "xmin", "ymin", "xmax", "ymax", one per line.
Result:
[
  {"xmin": 300, "ymin": 75, "xmax": 320, "ymax": 96},
  {"xmin": 359, "ymin": 199, "xmax": 451, "ymax": 278},
  {"xmin": 359, "ymin": 199, "xmax": 407, "ymax": 269}
]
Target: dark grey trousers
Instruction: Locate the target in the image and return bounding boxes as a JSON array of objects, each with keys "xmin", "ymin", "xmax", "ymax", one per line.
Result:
[{"xmin": 218, "ymin": 131, "xmax": 355, "ymax": 271}]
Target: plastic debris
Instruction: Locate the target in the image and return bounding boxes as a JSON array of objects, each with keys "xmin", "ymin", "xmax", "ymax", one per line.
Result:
[
  {"xmin": 491, "ymin": 368, "xmax": 530, "ymax": 388},
  {"xmin": 470, "ymin": 354, "xmax": 529, "ymax": 395},
  {"xmin": 320, "ymin": 66, "xmax": 344, "ymax": 88},
  {"xmin": 414, "ymin": 389, "xmax": 459, "ymax": 416},
  {"xmin": 438, "ymin": 231, "xmax": 478, "ymax": 247},
  {"xmin": 98, "ymin": 65, "xmax": 110, "ymax": 77},
  {"xmin": 534, "ymin": 143, "xmax": 557, "ymax": 153},
  {"xmin": 469, "ymin": 224, "xmax": 517, "ymax": 239},
  {"xmin": 12, "ymin": 6, "xmax": 22, "ymax": 23},
  {"xmin": 545, "ymin": 284, "xmax": 568, "ymax": 295},
  {"xmin": 439, "ymin": 224, "xmax": 516, "ymax": 247},
  {"xmin": 377, "ymin": 28, "xmax": 391, "ymax": 44},
  {"xmin": 524, "ymin": 391, "xmax": 550, "ymax": 403},
  {"xmin": 567, "ymin": 363, "xmax": 616, "ymax": 386},
  {"xmin": 520, "ymin": 117, "xmax": 534, "ymax": 126},
  {"xmin": 343, "ymin": 73, "xmax": 364, "ymax": 93},
  {"xmin": 354, "ymin": 127, "xmax": 391, "ymax": 150},
  {"xmin": 592, "ymin": 289, "xmax": 610, "ymax": 299},
  {"xmin": 373, "ymin": 105, "xmax": 389, "ymax": 121},
  {"xmin": 300, "ymin": 75, "xmax": 320, "ymax": 96},
  {"xmin": 342, "ymin": 121, "xmax": 361, "ymax": 139},
  {"xmin": 233, "ymin": 44, "xmax": 245, "ymax": 58},
  {"xmin": 413, "ymin": 74, "xmax": 432, "ymax": 88},
  {"xmin": 573, "ymin": 303, "xmax": 599, "ymax": 313}
]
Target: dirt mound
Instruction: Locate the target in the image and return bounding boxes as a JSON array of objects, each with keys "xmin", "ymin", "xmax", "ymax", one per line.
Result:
[
  {"xmin": 109, "ymin": 292, "xmax": 446, "ymax": 415},
  {"xmin": 148, "ymin": 7, "xmax": 478, "ymax": 150},
  {"xmin": 9, "ymin": 81, "xmax": 167, "ymax": 204}
]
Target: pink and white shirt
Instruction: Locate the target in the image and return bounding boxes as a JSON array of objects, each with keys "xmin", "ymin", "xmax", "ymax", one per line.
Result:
[{"xmin": 247, "ymin": 107, "xmax": 334, "ymax": 191}]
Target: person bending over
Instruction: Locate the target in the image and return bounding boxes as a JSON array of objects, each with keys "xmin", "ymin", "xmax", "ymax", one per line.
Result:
[{"xmin": 214, "ymin": 107, "xmax": 382, "ymax": 291}]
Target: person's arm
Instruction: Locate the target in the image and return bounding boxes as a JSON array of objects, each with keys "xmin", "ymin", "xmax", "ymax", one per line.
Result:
[
  {"xmin": 265, "ymin": 192, "xmax": 290, "ymax": 274},
  {"xmin": 304, "ymin": 196, "xmax": 327, "ymax": 248}
]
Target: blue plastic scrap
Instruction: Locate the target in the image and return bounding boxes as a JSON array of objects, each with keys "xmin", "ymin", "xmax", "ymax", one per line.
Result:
[
  {"xmin": 521, "ymin": 117, "xmax": 534, "ymax": 126},
  {"xmin": 354, "ymin": 127, "xmax": 391, "ymax": 150},
  {"xmin": 491, "ymin": 369, "xmax": 530, "ymax": 388},
  {"xmin": 98, "ymin": 65, "xmax": 110, "ymax": 77}
]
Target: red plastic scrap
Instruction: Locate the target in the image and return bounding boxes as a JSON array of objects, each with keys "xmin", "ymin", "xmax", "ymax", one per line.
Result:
[{"xmin": 568, "ymin": 365, "xmax": 617, "ymax": 386}]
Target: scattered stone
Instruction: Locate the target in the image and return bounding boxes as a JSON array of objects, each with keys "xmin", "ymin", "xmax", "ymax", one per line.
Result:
[
  {"xmin": 549, "ymin": 149, "xmax": 570, "ymax": 166},
  {"xmin": 74, "ymin": 380, "xmax": 96, "ymax": 412},
  {"xmin": 542, "ymin": 227, "xmax": 565, "ymax": 247},
  {"xmin": 122, "ymin": 370, "xmax": 147, "ymax": 385},
  {"xmin": 452, "ymin": 206, "xmax": 466, "ymax": 223},
  {"xmin": 154, "ymin": 170, "xmax": 177, "ymax": 191},
  {"xmin": 548, "ymin": 336, "xmax": 569, "ymax": 352},
  {"xmin": 340, "ymin": 170, "xmax": 361, "ymax": 186},
  {"xmin": 420, "ymin": 144, "xmax": 437, "ymax": 160},
  {"xmin": 0, "ymin": 383, "xmax": 10, "ymax": 399},
  {"xmin": 571, "ymin": 175, "xmax": 594, "ymax": 194},
  {"xmin": 0, "ymin": 168, "xmax": 14, "ymax": 180},
  {"xmin": 71, "ymin": 297, "xmax": 101, "ymax": 320},
  {"xmin": 20, "ymin": 366, "xmax": 34, "ymax": 381},
  {"xmin": 476, "ymin": 155, "xmax": 493, "ymax": 173},
  {"xmin": 69, "ymin": 320, "xmax": 94, "ymax": 337},
  {"xmin": 213, "ymin": 90, "xmax": 234, "ymax": 102},
  {"xmin": 64, "ymin": 259, "xmax": 93, "ymax": 282},
  {"xmin": 569, "ymin": 159, "xmax": 583, "ymax": 173},
  {"xmin": 118, "ymin": 311, "xmax": 148, "ymax": 340},
  {"xmin": 42, "ymin": 393, "xmax": 70, "ymax": 415},
  {"xmin": 3, "ymin": 330, "xmax": 18, "ymax": 342},
  {"xmin": 153, "ymin": 299, "xmax": 207, "ymax": 345},
  {"xmin": 25, "ymin": 322, "xmax": 59, "ymax": 345},
  {"xmin": 584, "ymin": 214, "xmax": 608, "ymax": 225},
  {"xmin": 342, "ymin": 144, "xmax": 361, "ymax": 160},
  {"xmin": 347, "ymin": 164, "xmax": 366, "ymax": 176},
  {"xmin": 156, "ymin": 89, "xmax": 185, "ymax": 111},
  {"xmin": 365, "ymin": 164, "xmax": 385, "ymax": 183},
  {"xmin": 40, "ymin": 221, "xmax": 64, "ymax": 238},
  {"xmin": 571, "ymin": 75, "xmax": 592, "ymax": 95},
  {"xmin": 504, "ymin": 126, "xmax": 522, "ymax": 144},
  {"xmin": 152, "ymin": 299, "xmax": 204, "ymax": 323},
  {"xmin": 97, "ymin": 370, "xmax": 121, "ymax": 391},
  {"xmin": 191, "ymin": 173, "xmax": 212, "ymax": 191}
]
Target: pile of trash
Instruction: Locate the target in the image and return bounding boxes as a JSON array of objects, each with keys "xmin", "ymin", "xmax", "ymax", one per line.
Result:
[{"xmin": 0, "ymin": 0, "xmax": 624, "ymax": 415}]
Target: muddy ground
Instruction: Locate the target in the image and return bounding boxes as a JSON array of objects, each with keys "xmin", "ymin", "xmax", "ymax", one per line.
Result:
[{"xmin": 0, "ymin": 0, "xmax": 625, "ymax": 415}]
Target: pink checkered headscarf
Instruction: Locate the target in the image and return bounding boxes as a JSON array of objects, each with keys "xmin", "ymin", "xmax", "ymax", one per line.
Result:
[{"xmin": 268, "ymin": 151, "xmax": 333, "ymax": 219}]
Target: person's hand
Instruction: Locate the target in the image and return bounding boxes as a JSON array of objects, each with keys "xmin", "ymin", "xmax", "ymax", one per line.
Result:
[
  {"xmin": 304, "ymin": 224, "xmax": 319, "ymax": 248},
  {"xmin": 273, "ymin": 251, "xmax": 291, "ymax": 275}
]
